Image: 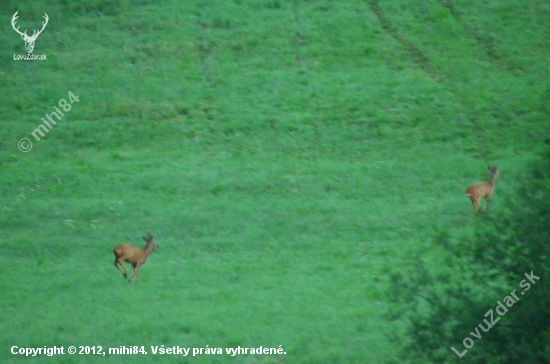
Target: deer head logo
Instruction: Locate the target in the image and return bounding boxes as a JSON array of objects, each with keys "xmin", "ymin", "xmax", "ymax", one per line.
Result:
[{"xmin": 11, "ymin": 11, "xmax": 49, "ymax": 54}]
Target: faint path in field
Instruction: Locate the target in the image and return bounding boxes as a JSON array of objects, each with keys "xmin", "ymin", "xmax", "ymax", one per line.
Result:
[
  {"xmin": 437, "ymin": 0, "xmax": 521, "ymax": 72},
  {"xmin": 365, "ymin": 0, "xmax": 439, "ymax": 81},
  {"xmin": 196, "ymin": 41, "xmax": 214, "ymax": 85},
  {"xmin": 365, "ymin": 0, "xmax": 491, "ymax": 159},
  {"xmin": 194, "ymin": 1, "xmax": 216, "ymax": 85},
  {"xmin": 292, "ymin": 1, "xmax": 307, "ymax": 48}
]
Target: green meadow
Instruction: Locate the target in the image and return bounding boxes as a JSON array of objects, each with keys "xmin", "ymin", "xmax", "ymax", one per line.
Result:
[{"xmin": 1, "ymin": 0, "xmax": 549, "ymax": 363}]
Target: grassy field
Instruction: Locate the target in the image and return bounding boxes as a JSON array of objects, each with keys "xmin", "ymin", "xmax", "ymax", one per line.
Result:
[{"xmin": 1, "ymin": 0, "xmax": 549, "ymax": 363}]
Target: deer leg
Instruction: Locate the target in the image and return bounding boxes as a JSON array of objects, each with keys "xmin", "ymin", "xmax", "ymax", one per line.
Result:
[
  {"xmin": 470, "ymin": 198, "xmax": 479, "ymax": 214},
  {"xmin": 130, "ymin": 265, "xmax": 141, "ymax": 284},
  {"xmin": 128, "ymin": 265, "xmax": 136, "ymax": 284},
  {"xmin": 114, "ymin": 259, "xmax": 128, "ymax": 278},
  {"xmin": 482, "ymin": 198, "xmax": 491, "ymax": 213}
]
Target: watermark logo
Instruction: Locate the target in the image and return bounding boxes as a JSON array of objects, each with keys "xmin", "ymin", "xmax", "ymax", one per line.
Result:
[
  {"xmin": 451, "ymin": 270, "xmax": 540, "ymax": 358},
  {"xmin": 18, "ymin": 91, "xmax": 80, "ymax": 152},
  {"xmin": 11, "ymin": 11, "xmax": 48, "ymax": 61}
]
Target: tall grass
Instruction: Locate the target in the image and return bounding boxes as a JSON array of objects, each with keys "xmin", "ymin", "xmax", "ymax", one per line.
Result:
[{"xmin": 1, "ymin": 0, "xmax": 548, "ymax": 362}]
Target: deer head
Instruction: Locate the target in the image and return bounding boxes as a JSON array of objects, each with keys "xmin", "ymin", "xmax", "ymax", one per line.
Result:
[
  {"xmin": 142, "ymin": 231, "xmax": 158, "ymax": 251},
  {"xmin": 11, "ymin": 11, "xmax": 49, "ymax": 54}
]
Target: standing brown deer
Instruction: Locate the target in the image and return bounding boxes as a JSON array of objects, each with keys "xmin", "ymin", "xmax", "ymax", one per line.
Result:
[
  {"xmin": 465, "ymin": 166, "xmax": 500, "ymax": 214},
  {"xmin": 113, "ymin": 231, "xmax": 158, "ymax": 284}
]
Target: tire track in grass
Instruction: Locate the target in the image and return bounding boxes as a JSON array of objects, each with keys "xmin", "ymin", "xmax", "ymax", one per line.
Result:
[
  {"xmin": 196, "ymin": 40, "xmax": 215, "ymax": 85},
  {"xmin": 365, "ymin": 0, "xmax": 492, "ymax": 158},
  {"xmin": 291, "ymin": 2, "xmax": 324, "ymax": 145},
  {"xmin": 194, "ymin": 1, "xmax": 216, "ymax": 86},
  {"xmin": 367, "ymin": 0, "xmax": 547, "ymax": 158},
  {"xmin": 290, "ymin": 1, "xmax": 307, "ymax": 70},
  {"xmin": 365, "ymin": 0, "xmax": 438, "ymax": 81},
  {"xmin": 437, "ymin": 0, "xmax": 521, "ymax": 72},
  {"xmin": 292, "ymin": 1, "xmax": 307, "ymax": 48}
]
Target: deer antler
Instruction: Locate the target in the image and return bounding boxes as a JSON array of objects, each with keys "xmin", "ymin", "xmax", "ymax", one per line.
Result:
[
  {"xmin": 11, "ymin": 11, "xmax": 27, "ymax": 37},
  {"xmin": 11, "ymin": 12, "xmax": 48, "ymax": 40},
  {"xmin": 11, "ymin": 11, "xmax": 49, "ymax": 54},
  {"xmin": 31, "ymin": 13, "xmax": 49, "ymax": 39}
]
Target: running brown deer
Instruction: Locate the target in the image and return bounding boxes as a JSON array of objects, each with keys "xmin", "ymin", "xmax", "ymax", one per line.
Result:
[
  {"xmin": 113, "ymin": 232, "xmax": 158, "ymax": 284},
  {"xmin": 465, "ymin": 166, "xmax": 500, "ymax": 214}
]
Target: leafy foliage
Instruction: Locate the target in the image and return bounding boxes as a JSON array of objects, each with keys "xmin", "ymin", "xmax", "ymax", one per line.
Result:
[{"xmin": 387, "ymin": 146, "xmax": 550, "ymax": 363}]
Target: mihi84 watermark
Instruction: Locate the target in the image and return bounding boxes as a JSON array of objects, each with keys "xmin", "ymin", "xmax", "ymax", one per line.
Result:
[{"xmin": 18, "ymin": 91, "xmax": 80, "ymax": 152}]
